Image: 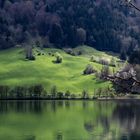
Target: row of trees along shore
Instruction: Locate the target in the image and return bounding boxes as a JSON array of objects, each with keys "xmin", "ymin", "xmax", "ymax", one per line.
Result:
[{"xmin": 0, "ymin": 85, "xmax": 117, "ymax": 100}]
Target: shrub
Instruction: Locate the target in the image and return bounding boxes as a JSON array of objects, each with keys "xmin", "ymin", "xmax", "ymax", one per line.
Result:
[
  {"xmin": 55, "ymin": 52, "xmax": 63, "ymax": 63},
  {"xmin": 77, "ymin": 51, "xmax": 82, "ymax": 55},
  {"xmin": 82, "ymin": 90, "xmax": 89, "ymax": 99},
  {"xmin": 110, "ymin": 57, "xmax": 116, "ymax": 67},
  {"xmin": 99, "ymin": 59, "xmax": 109, "ymax": 66},
  {"xmin": 64, "ymin": 48, "xmax": 77, "ymax": 56},
  {"xmin": 64, "ymin": 48, "xmax": 72, "ymax": 54},
  {"xmin": 33, "ymin": 84, "xmax": 44, "ymax": 97},
  {"xmin": 94, "ymin": 88, "xmax": 102, "ymax": 97},
  {"xmin": 28, "ymin": 55, "xmax": 36, "ymax": 60},
  {"xmin": 95, "ymin": 71, "xmax": 100, "ymax": 79},
  {"xmin": 57, "ymin": 92, "xmax": 64, "ymax": 99},
  {"xmin": 37, "ymin": 53, "xmax": 41, "ymax": 56},
  {"xmin": 90, "ymin": 56, "xmax": 113, "ymax": 67},
  {"xmin": 71, "ymin": 94, "xmax": 76, "ymax": 99},
  {"xmin": 83, "ymin": 64, "xmax": 96, "ymax": 75},
  {"xmin": 51, "ymin": 86, "xmax": 57, "ymax": 98},
  {"xmin": 64, "ymin": 48, "xmax": 82, "ymax": 56},
  {"xmin": 25, "ymin": 46, "xmax": 36, "ymax": 61},
  {"xmin": 14, "ymin": 86, "xmax": 26, "ymax": 98},
  {"xmin": 65, "ymin": 90, "xmax": 71, "ymax": 98},
  {"xmin": 29, "ymin": 84, "xmax": 44, "ymax": 97},
  {"xmin": 8, "ymin": 86, "xmax": 28, "ymax": 98},
  {"xmin": 100, "ymin": 65, "xmax": 110, "ymax": 80},
  {"xmin": 0, "ymin": 85, "xmax": 10, "ymax": 98},
  {"xmin": 48, "ymin": 52, "xmax": 52, "ymax": 56},
  {"xmin": 90, "ymin": 55, "xmax": 97, "ymax": 62}
]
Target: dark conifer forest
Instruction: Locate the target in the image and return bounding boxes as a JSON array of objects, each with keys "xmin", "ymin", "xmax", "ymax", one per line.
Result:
[{"xmin": 0, "ymin": 0, "xmax": 140, "ymax": 62}]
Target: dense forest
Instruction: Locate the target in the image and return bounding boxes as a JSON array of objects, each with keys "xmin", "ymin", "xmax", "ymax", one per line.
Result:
[{"xmin": 0, "ymin": 0, "xmax": 140, "ymax": 63}]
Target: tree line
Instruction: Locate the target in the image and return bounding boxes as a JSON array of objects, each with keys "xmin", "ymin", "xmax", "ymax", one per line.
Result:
[
  {"xmin": 0, "ymin": 84, "xmax": 116, "ymax": 100},
  {"xmin": 0, "ymin": 0, "xmax": 140, "ymax": 62}
]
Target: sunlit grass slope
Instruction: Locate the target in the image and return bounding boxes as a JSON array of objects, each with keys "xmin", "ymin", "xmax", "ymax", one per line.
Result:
[{"xmin": 0, "ymin": 46, "xmax": 119, "ymax": 94}]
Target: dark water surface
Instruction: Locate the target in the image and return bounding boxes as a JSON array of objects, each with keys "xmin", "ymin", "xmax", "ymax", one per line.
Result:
[{"xmin": 0, "ymin": 100, "xmax": 140, "ymax": 140}]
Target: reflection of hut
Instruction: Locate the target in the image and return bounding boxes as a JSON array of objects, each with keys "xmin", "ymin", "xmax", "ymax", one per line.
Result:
[{"xmin": 84, "ymin": 121, "xmax": 94, "ymax": 133}]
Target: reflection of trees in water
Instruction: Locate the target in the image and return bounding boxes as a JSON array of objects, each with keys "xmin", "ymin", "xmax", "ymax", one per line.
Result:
[
  {"xmin": 84, "ymin": 121, "xmax": 95, "ymax": 133},
  {"xmin": 0, "ymin": 100, "xmax": 72, "ymax": 114},
  {"xmin": 82, "ymin": 101, "xmax": 89, "ymax": 109},
  {"xmin": 83, "ymin": 101, "xmax": 140, "ymax": 140},
  {"xmin": 51, "ymin": 101, "xmax": 56, "ymax": 112},
  {"xmin": 129, "ymin": 133, "xmax": 140, "ymax": 140},
  {"xmin": 0, "ymin": 101, "xmax": 8, "ymax": 113},
  {"xmin": 83, "ymin": 102, "xmax": 113, "ymax": 139},
  {"xmin": 57, "ymin": 101, "xmax": 64, "ymax": 108},
  {"xmin": 113, "ymin": 102, "xmax": 140, "ymax": 132},
  {"xmin": 92, "ymin": 102, "xmax": 140, "ymax": 140},
  {"xmin": 55, "ymin": 132, "xmax": 63, "ymax": 140},
  {"xmin": 84, "ymin": 119, "xmax": 113, "ymax": 140},
  {"xmin": 65, "ymin": 101, "xmax": 70, "ymax": 109},
  {"xmin": 29, "ymin": 101, "xmax": 44, "ymax": 113},
  {"xmin": 0, "ymin": 101, "xmax": 47, "ymax": 114},
  {"xmin": 24, "ymin": 135, "xmax": 36, "ymax": 140},
  {"xmin": 100, "ymin": 116, "xmax": 110, "ymax": 134},
  {"xmin": 2, "ymin": 100, "xmax": 140, "ymax": 140},
  {"xmin": 51, "ymin": 101, "xmax": 65, "ymax": 112},
  {"xmin": 120, "ymin": 133, "xmax": 140, "ymax": 140}
]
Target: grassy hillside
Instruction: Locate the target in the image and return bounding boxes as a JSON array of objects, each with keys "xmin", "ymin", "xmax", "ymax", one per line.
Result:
[{"xmin": 0, "ymin": 46, "xmax": 121, "ymax": 94}]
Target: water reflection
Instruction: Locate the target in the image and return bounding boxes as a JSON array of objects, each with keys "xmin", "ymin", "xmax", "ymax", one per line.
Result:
[
  {"xmin": 0, "ymin": 100, "xmax": 140, "ymax": 140},
  {"xmin": 23, "ymin": 135, "xmax": 36, "ymax": 140},
  {"xmin": 0, "ymin": 101, "xmax": 45, "ymax": 114},
  {"xmin": 84, "ymin": 121, "xmax": 94, "ymax": 133},
  {"xmin": 56, "ymin": 132, "xmax": 63, "ymax": 140},
  {"xmin": 113, "ymin": 102, "xmax": 140, "ymax": 138}
]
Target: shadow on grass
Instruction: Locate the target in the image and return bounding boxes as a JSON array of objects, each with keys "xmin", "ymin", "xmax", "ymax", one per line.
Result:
[
  {"xmin": 52, "ymin": 60, "xmax": 61, "ymax": 64},
  {"xmin": 94, "ymin": 78, "xmax": 106, "ymax": 84}
]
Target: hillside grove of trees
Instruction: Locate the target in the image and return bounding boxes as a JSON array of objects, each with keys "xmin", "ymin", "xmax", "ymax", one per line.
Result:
[{"xmin": 0, "ymin": 0, "xmax": 140, "ymax": 61}]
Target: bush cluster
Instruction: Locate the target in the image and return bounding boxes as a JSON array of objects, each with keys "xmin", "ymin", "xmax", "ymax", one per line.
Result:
[
  {"xmin": 64, "ymin": 48, "xmax": 82, "ymax": 56},
  {"xmin": 83, "ymin": 64, "xmax": 96, "ymax": 75},
  {"xmin": 55, "ymin": 52, "xmax": 63, "ymax": 63},
  {"xmin": 90, "ymin": 56, "xmax": 116, "ymax": 67}
]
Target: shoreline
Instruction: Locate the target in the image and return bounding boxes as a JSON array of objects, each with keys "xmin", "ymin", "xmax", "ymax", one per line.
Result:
[{"xmin": 0, "ymin": 95, "xmax": 140, "ymax": 101}]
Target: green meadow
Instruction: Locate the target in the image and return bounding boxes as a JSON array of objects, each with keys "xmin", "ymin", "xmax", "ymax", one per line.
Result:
[{"xmin": 0, "ymin": 46, "xmax": 121, "ymax": 94}]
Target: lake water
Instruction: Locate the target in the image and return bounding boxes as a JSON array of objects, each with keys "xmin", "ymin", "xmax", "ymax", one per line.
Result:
[{"xmin": 0, "ymin": 100, "xmax": 140, "ymax": 140}]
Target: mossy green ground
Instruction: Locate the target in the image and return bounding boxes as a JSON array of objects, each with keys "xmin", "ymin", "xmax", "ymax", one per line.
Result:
[{"xmin": 0, "ymin": 46, "xmax": 121, "ymax": 94}]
